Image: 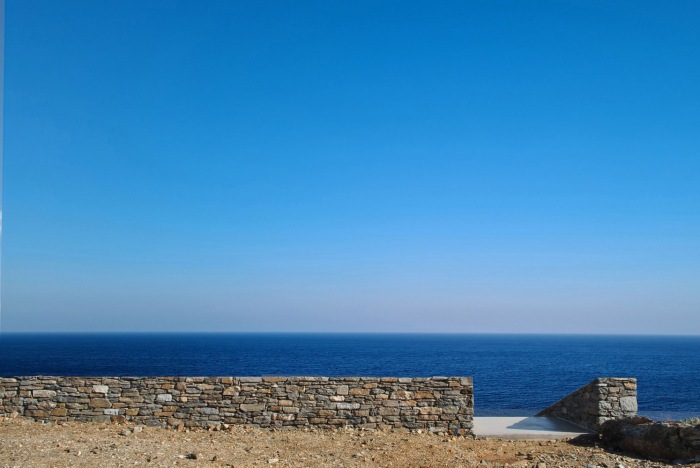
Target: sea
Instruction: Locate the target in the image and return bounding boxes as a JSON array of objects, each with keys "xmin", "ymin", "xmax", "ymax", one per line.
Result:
[{"xmin": 0, "ymin": 333, "xmax": 698, "ymax": 419}]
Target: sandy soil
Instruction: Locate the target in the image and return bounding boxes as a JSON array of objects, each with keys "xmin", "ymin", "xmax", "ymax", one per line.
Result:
[{"xmin": 0, "ymin": 418, "xmax": 694, "ymax": 467}]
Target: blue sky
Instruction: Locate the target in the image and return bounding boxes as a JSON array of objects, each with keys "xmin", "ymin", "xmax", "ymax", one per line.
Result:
[{"xmin": 2, "ymin": 0, "xmax": 699, "ymax": 333}]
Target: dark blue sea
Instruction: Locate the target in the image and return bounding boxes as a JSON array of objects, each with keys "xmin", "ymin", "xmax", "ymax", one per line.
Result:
[{"xmin": 1, "ymin": 333, "xmax": 698, "ymax": 419}]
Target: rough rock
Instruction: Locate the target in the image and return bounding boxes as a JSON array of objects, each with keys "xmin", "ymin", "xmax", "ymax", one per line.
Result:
[{"xmin": 600, "ymin": 416, "xmax": 700, "ymax": 463}]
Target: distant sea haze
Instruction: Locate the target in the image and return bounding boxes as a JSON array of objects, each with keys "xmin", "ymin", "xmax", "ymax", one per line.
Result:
[{"xmin": 0, "ymin": 333, "xmax": 698, "ymax": 419}]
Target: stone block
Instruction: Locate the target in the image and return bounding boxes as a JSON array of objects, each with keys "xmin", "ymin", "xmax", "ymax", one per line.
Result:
[
  {"xmin": 620, "ymin": 396, "xmax": 637, "ymax": 412},
  {"xmin": 440, "ymin": 406, "xmax": 460, "ymax": 414},
  {"xmin": 92, "ymin": 385, "xmax": 109, "ymax": 394},
  {"xmin": 37, "ymin": 400, "xmax": 56, "ymax": 410},
  {"xmin": 262, "ymin": 377, "xmax": 287, "ymax": 383},
  {"xmin": 335, "ymin": 403, "xmax": 360, "ymax": 410},
  {"xmin": 50, "ymin": 408, "xmax": 68, "ymax": 417},
  {"xmin": 26, "ymin": 409, "xmax": 48, "ymax": 418},
  {"xmin": 272, "ymin": 412, "xmax": 296, "ymax": 421},
  {"xmin": 239, "ymin": 377, "xmax": 263, "ymax": 383},
  {"xmin": 240, "ymin": 403, "xmax": 265, "ymax": 412},
  {"xmin": 90, "ymin": 398, "xmax": 112, "ymax": 409},
  {"xmin": 378, "ymin": 407, "xmax": 400, "ymax": 416}
]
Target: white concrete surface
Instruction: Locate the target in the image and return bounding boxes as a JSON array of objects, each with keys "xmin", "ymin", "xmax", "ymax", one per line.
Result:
[{"xmin": 472, "ymin": 416, "xmax": 593, "ymax": 440}]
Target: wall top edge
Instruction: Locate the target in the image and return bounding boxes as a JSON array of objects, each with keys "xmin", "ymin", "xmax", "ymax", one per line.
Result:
[
  {"xmin": 0, "ymin": 376, "xmax": 473, "ymax": 381},
  {"xmin": 592, "ymin": 377, "xmax": 637, "ymax": 383}
]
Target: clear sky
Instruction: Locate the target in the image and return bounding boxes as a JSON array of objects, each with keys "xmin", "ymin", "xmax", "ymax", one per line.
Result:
[{"xmin": 2, "ymin": 1, "xmax": 699, "ymax": 333}]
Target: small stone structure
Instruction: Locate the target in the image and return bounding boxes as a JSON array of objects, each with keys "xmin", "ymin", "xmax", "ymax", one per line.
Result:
[
  {"xmin": 537, "ymin": 377, "xmax": 637, "ymax": 431},
  {"xmin": 0, "ymin": 376, "xmax": 474, "ymax": 433}
]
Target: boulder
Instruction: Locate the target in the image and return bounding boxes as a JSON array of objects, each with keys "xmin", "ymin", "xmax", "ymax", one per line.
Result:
[{"xmin": 600, "ymin": 416, "xmax": 700, "ymax": 463}]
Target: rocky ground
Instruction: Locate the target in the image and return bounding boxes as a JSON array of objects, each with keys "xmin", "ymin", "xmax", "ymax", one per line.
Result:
[{"xmin": 1, "ymin": 418, "xmax": 697, "ymax": 467}]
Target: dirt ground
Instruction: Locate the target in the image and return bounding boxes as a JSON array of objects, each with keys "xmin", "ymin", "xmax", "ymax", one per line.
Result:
[{"xmin": 0, "ymin": 418, "xmax": 694, "ymax": 467}]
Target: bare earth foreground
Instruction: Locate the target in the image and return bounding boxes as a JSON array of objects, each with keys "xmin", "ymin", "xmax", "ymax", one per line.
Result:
[{"xmin": 1, "ymin": 419, "xmax": 696, "ymax": 467}]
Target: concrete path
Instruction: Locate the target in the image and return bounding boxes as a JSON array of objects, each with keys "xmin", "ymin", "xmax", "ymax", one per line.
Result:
[{"xmin": 472, "ymin": 416, "xmax": 593, "ymax": 440}]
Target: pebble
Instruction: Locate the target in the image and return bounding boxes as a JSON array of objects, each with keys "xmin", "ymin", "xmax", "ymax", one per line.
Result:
[{"xmin": 267, "ymin": 458, "xmax": 279, "ymax": 464}]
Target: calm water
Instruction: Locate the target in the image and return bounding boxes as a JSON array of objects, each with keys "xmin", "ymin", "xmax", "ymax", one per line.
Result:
[{"xmin": 1, "ymin": 333, "xmax": 698, "ymax": 418}]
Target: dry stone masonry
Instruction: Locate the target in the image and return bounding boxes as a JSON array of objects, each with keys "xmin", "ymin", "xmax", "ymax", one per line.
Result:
[
  {"xmin": 0, "ymin": 376, "xmax": 474, "ymax": 434},
  {"xmin": 537, "ymin": 377, "xmax": 637, "ymax": 431}
]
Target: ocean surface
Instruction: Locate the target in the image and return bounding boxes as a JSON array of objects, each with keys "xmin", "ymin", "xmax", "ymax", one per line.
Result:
[{"xmin": 0, "ymin": 333, "xmax": 698, "ymax": 419}]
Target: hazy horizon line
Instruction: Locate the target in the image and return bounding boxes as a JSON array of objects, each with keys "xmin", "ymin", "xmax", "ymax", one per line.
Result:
[{"xmin": 2, "ymin": 330, "xmax": 699, "ymax": 337}]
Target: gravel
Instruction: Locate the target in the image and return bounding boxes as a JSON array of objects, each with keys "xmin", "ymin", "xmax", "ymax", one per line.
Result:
[{"xmin": 0, "ymin": 418, "xmax": 695, "ymax": 467}]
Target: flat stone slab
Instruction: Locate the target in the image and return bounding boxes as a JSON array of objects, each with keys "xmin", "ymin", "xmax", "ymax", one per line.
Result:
[{"xmin": 473, "ymin": 417, "xmax": 593, "ymax": 440}]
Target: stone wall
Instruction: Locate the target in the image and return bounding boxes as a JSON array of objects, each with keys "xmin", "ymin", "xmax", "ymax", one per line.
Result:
[
  {"xmin": 537, "ymin": 377, "xmax": 637, "ymax": 431},
  {"xmin": 0, "ymin": 376, "xmax": 473, "ymax": 434}
]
